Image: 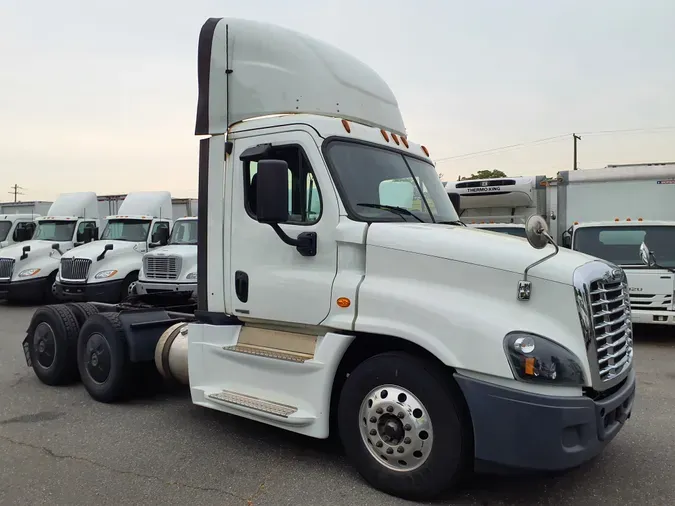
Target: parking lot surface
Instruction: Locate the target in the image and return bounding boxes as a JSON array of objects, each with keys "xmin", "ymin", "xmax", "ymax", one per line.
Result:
[{"xmin": 1, "ymin": 303, "xmax": 674, "ymax": 506}]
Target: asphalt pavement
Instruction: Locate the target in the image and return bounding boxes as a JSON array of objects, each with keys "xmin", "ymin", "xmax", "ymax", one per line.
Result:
[{"xmin": 1, "ymin": 303, "xmax": 674, "ymax": 505}]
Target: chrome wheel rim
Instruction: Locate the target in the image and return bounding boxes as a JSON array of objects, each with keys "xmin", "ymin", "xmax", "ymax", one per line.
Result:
[{"xmin": 358, "ymin": 384, "xmax": 433, "ymax": 472}]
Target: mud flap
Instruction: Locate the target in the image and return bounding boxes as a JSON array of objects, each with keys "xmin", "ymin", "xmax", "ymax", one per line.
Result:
[{"xmin": 22, "ymin": 333, "xmax": 32, "ymax": 367}]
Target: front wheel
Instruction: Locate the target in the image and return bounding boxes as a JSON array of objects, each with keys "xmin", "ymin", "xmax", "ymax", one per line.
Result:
[{"xmin": 337, "ymin": 351, "xmax": 472, "ymax": 501}]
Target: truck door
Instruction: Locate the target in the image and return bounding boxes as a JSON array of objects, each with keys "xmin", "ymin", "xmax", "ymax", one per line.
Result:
[{"xmin": 229, "ymin": 130, "xmax": 339, "ymax": 325}]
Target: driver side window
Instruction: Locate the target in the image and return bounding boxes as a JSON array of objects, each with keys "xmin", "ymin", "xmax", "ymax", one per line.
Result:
[
  {"xmin": 243, "ymin": 144, "xmax": 322, "ymax": 225},
  {"xmin": 13, "ymin": 221, "xmax": 36, "ymax": 242}
]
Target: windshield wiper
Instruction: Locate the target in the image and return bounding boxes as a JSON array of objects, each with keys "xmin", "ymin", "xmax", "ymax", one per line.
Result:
[
  {"xmin": 356, "ymin": 203, "xmax": 425, "ymax": 223},
  {"xmin": 438, "ymin": 220, "xmax": 466, "ymax": 227}
]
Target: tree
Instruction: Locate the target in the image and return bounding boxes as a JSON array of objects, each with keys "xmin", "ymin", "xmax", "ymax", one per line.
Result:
[
  {"xmin": 459, "ymin": 169, "xmax": 507, "ymax": 180},
  {"xmin": 437, "ymin": 172, "xmax": 444, "ymax": 180}
]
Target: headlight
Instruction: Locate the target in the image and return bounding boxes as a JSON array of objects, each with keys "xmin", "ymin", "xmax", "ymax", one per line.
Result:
[
  {"xmin": 186, "ymin": 272, "xmax": 197, "ymax": 280},
  {"xmin": 94, "ymin": 270, "xmax": 118, "ymax": 279},
  {"xmin": 503, "ymin": 332, "xmax": 585, "ymax": 386},
  {"xmin": 18, "ymin": 268, "xmax": 41, "ymax": 277}
]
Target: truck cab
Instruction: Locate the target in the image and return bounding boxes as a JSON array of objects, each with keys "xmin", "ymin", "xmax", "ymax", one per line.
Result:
[
  {"xmin": 136, "ymin": 216, "xmax": 198, "ymax": 298},
  {"xmin": 0, "ymin": 192, "xmax": 100, "ymax": 302},
  {"xmin": 569, "ymin": 219, "xmax": 675, "ymax": 325},
  {"xmin": 54, "ymin": 191, "xmax": 174, "ymax": 303},
  {"xmin": 0, "ymin": 214, "xmax": 38, "ymax": 250},
  {"xmin": 445, "ymin": 175, "xmax": 549, "ymax": 238}
]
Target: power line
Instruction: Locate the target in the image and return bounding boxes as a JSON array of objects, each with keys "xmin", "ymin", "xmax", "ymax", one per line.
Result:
[{"xmin": 434, "ymin": 126, "xmax": 675, "ymax": 163}]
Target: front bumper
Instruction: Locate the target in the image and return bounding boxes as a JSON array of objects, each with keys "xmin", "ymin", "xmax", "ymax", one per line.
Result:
[
  {"xmin": 631, "ymin": 309, "xmax": 675, "ymax": 326},
  {"xmin": 136, "ymin": 280, "xmax": 197, "ymax": 297},
  {"xmin": 0, "ymin": 277, "xmax": 49, "ymax": 302},
  {"xmin": 455, "ymin": 369, "xmax": 636, "ymax": 472},
  {"xmin": 54, "ymin": 279, "xmax": 124, "ymax": 304}
]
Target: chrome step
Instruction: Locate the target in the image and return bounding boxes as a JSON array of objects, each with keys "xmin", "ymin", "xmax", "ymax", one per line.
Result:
[
  {"xmin": 207, "ymin": 390, "xmax": 298, "ymax": 418},
  {"xmin": 223, "ymin": 343, "xmax": 312, "ymax": 363}
]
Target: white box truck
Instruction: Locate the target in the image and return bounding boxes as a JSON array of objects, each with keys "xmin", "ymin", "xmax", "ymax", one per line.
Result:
[
  {"xmin": 445, "ymin": 175, "xmax": 549, "ymax": 238},
  {"xmin": 53, "ymin": 191, "xmax": 175, "ymax": 303},
  {"xmin": 0, "ymin": 192, "xmax": 101, "ymax": 302},
  {"xmin": 554, "ymin": 163, "xmax": 675, "ymax": 326},
  {"xmin": 20, "ymin": 18, "xmax": 635, "ymax": 501},
  {"xmin": 136, "ymin": 216, "xmax": 198, "ymax": 299}
]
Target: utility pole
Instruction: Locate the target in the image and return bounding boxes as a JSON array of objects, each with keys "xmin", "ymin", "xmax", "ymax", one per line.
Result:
[
  {"xmin": 8, "ymin": 184, "xmax": 25, "ymax": 202},
  {"xmin": 573, "ymin": 133, "xmax": 581, "ymax": 170}
]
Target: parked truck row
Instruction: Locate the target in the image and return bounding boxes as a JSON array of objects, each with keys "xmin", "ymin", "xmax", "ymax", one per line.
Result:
[
  {"xmin": 15, "ymin": 17, "xmax": 635, "ymax": 501},
  {"xmin": 0, "ymin": 192, "xmax": 198, "ymax": 304},
  {"xmin": 447, "ymin": 162, "xmax": 675, "ymax": 328}
]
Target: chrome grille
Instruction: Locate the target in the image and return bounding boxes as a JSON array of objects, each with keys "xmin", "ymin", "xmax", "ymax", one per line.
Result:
[
  {"xmin": 574, "ymin": 261, "xmax": 634, "ymax": 390},
  {"xmin": 60, "ymin": 258, "xmax": 92, "ymax": 281},
  {"xmin": 143, "ymin": 255, "xmax": 181, "ymax": 280},
  {"xmin": 0, "ymin": 258, "xmax": 14, "ymax": 280}
]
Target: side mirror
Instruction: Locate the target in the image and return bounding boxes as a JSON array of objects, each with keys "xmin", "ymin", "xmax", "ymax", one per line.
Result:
[
  {"xmin": 20, "ymin": 244, "xmax": 30, "ymax": 260},
  {"xmin": 561, "ymin": 230, "xmax": 572, "ymax": 249},
  {"xmin": 639, "ymin": 242, "xmax": 654, "ymax": 267},
  {"xmin": 256, "ymin": 159, "xmax": 289, "ymax": 224},
  {"xmin": 525, "ymin": 215, "xmax": 553, "ymax": 250}
]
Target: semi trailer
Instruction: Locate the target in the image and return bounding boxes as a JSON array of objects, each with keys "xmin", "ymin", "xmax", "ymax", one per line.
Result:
[
  {"xmin": 0, "ymin": 192, "xmax": 102, "ymax": 303},
  {"xmin": 21, "ymin": 17, "xmax": 635, "ymax": 501}
]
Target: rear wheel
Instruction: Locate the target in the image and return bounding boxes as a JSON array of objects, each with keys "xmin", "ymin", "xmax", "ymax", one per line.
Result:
[
  {"xmin": 337, "ymin": 351, "xmax": 472, "ymax": 501},
  {"xmin": 65, "ymin": 302, "xmax": 99, "ymax": 327},
  {"xmin": 77, "ymin": 313, "xmax": 132, "ymax": 403},
  {"xmin": 27, "ymin": 305, "xmax": 81, "ymax": 385}
]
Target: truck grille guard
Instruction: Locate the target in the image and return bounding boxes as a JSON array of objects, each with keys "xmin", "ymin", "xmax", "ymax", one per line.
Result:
[{"xmin": 574, "ymin": 261, "xmax": 634, "ymax": 391}]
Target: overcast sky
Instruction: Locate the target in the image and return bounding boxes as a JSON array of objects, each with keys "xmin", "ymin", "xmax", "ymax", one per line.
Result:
[{"xmin": 1, "ymin": 0, "xmax": 674, "ymax": 201}]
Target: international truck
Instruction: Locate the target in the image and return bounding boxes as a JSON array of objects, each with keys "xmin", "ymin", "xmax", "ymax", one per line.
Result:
[
  {"xmin": 135, "ymin": 216, "xmax": 198, "ymax": 299},
  {"xmin": 0, "ymin": 192, "xmax": 101, "ymax": 303},
  {"xmin": 20, "ymin": 17, "xmax": 635, "ymax": 501},
  {"xmin": 554, "ymin": 163, "xmax": 675, "ymax": 326},
  {"xmin": 0, "ymin": 214, "xmax": 38, "ymax": 250},
  {"xmin": 445, "ymin": 175, "xmax": 549, "ymax": 238},
  {"xmin": 53, "ymin": 191, "xmax": 175, "ymax": 304}
]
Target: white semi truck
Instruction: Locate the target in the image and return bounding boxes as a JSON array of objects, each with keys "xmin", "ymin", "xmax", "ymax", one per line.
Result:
[
  {"xmin": 20, "ymin": 18, "xmax": 635, "ymax": 501},
  {"xmin": 554, "ymin": 163, "xmax": 675, "ymax": 326},
  {"xmin": 0, "ymin": 201, "xmax": 54, "ymax": 250},
  {"xmin": 53, "ymin": 191, "xmax": 175, "ymax": 303},
  {"xmin": 0, "ymin": 192, "xmax": 101, "ymax": 303},
  {"xmin": 445, "ymin": 175, "xmax": 549, "ymax": 238},
  {"xmin": 135, "ymin": 216, "xmax": 198, "ymax": 299}
]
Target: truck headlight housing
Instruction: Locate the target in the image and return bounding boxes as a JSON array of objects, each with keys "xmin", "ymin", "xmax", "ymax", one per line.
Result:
[
  {"xmin": 18, "ymin": 268, "xmax": 41, "ymax": 277},
  {"xmin": 503, "ymin": 331, "xmax": 585, "ymax": 386},
  {"xmin": 94, "ymin": 270, "xmax": 118, "ymax": 279},
  {"xmin": 186, "ymin": 272, "xmax": 197, "ymax": 280}
]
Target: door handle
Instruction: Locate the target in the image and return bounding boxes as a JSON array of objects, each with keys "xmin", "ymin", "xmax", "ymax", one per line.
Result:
[{"xmin": 235, "ymin": 270, "xmax": 249, "ymax": 303}]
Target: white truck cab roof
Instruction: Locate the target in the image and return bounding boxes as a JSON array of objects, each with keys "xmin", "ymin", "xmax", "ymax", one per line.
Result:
[
  {"xmin": 106, "ymin": 191, "xmax": 173, "ymax": 220},
  {"xmin": 43, "ymin": 192, "xmax": 99, "ymax": 219}
]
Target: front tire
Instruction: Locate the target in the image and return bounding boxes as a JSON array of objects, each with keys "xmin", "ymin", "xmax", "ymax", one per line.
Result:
[
  {"xmin": 119, "ymin": 272, "xmax": 138, "ymax": 302},
  {"xmin": 337, "ymin": 351, "xmax": 472, "ymax": 501}
]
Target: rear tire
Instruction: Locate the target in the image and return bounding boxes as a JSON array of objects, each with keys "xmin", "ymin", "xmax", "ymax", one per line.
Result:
[
  {"xmin": 337, "ymin": 351, "xmax": 472, "ymax": 501},
  {"xmin": 27, "ymin": 305, "xmax": 81, "ymax": 385},
  {"xmin": 65, "ymin": 302, "xmax": 99, "ymax": 327},
  {"xmin": 77, "ymin": 313, "xmax": 133, "ymax": 403}
]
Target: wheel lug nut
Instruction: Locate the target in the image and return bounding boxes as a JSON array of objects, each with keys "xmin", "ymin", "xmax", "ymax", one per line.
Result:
[
  {"xmin": 369, "ymin": 429, "xmax": 377, "ymax": 436},
  {"xmin": 376, "ymin": 407, "xmax": 383, "ymax": 414},
  {"xmin": 386, "ymin": 406, "xmax": 394, "ymax": 413},
  {"xmin": 397, "ymin": 412, "xmax": 405, "ymax": 418},
  {"xmin": 386, "ymin": 448, "xmax": 394, "ymax": 454},
  {"xmin": 376, "ymin": 441, "xmax": 383, "ymax": 448},
  {"xmin": 370, "ymin": 416, "xmax": 377, "ymax": 423},
  {"xmin": 397, "ymin": 446, "xmax": 404, "ymax": 453},
  {"xmin": 404, "ymin": 437, "xmax": 411, "ymax": 444},
  {"xmin": 404, "ymin": 424, "xmax": 411, "ymax": 431}
]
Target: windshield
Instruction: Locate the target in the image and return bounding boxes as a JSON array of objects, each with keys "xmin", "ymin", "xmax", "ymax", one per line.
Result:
[
  {"xmin": 0, "ymin": 221, "xmax": 10, "ymax": 242},
  {"xmin": 324, "ymin": 140, "xmax": 460, "ymax": 223},
  {"xmin": 101, "ymin": 219, "xmax": 151, "ymax": 242},
  {"xmin": 34, "ymin": 220, "xmax": 77, "ymax": 241},
  {"xmin": 480, "ymin": 226, "xmax": 528, "ymax": 238},
  {"xmin": 169, "ymin": 220, "xmax": 198, "ymax": 245},
  {"xmin": 574, "ymin": 225, "xmax": 675, "ymax": 268}
]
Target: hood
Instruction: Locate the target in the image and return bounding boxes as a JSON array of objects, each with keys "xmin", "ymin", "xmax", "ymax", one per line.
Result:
[
  {"xmin": 62, "ymin": 240, "xmax": 143, "ymax": 261},
  {"xmin": 0, "ymin": 240, "xmax": 66, "ymax": 261},
  {"xmin": 366, "ymin": 223, "xmax": 601, "ymax": 285},
  {"xmin": 145, "ymin": 244, "xmax": 197, "ymax": 259}
]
